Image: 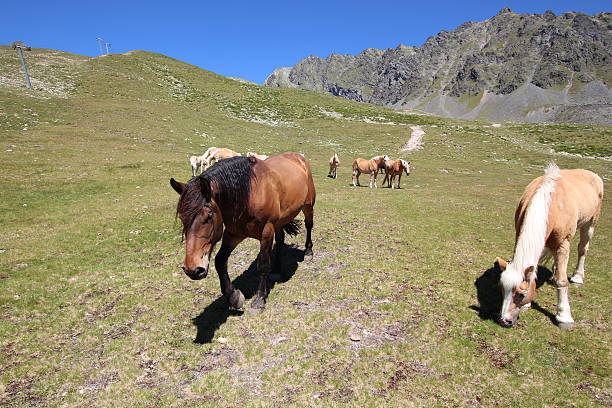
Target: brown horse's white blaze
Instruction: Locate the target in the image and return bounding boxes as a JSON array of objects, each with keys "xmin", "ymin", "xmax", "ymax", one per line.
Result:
[
  {"xmin": 171, "ymin": 153, "xmax": 316, "ymax": 311},
  {"xmin": 328, "ymin": 153, "xmax": 339, "ymax": 179},
  {"xmin": 497, "ymin": 163, "xmax": 603, "ymax": 329},
  {"xmin": 352, "ymin": 155, "xmax": 389, "ymax": 188},
  {"xmin": 382, "ymin": 159, "xmax": 411, "ymax": 188}
]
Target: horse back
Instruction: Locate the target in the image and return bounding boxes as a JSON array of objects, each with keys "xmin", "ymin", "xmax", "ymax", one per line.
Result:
[
  {"xmin": 552, "ymin": 169, "xmax": 603, "ymax": 225},
  {"xmin": 254, "ymin": 153, "xmax": 315, "ymax": 213},
  {"xmin": 516, "ymin": 169, "xmax": 603, "ymax": 246},
  {"xmin": 353, "ymin": 158, "xmax": 376, "ymax": 173}
]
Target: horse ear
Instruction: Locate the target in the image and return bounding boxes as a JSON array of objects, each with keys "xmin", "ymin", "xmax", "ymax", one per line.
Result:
[
  {"xmin": 495, "ymin": 257, "xmax": 507, "ymax": 271},
  {"xmin": 524, "ymin": 265, "xmax": 535, "ymax": 281},
  {"xmin": 200, "ymin": 178, "xmax": 212, "ymax": 202},
  {"xmin": 170, "ymin": 178, "xmax": 185, "ymax": 195}
]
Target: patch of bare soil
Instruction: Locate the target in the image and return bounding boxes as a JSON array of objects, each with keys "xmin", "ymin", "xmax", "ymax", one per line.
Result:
[
  {"xmin": 401, "ymin": 125, "xmax": 425, "ymax": 151},
  {"xmin": 576, "ymin": 382, "xmax": 612, "ymax": 406},
  {"xmin": 388, "ymin": 360, "xmax": 451, "ymax": 390},
  {"xmin": 0, "ymin": 376, "xmax": 45, "ymax": 407},
  {"xmin": 475, "ymin": 338, "xmax": 515, "ymax": 369}
]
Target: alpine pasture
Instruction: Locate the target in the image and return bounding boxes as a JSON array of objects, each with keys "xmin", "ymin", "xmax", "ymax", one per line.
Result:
[{"xmin": 0, "ymin": 46, "xmax": 610, "ymax": 407}]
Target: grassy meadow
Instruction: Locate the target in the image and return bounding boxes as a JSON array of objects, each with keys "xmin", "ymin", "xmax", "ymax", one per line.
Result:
[{"xmin": 0, "ymin": 46, "xmax": 610, "ymax": 407}]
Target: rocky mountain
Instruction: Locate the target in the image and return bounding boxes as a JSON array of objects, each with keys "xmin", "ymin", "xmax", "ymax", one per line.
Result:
[{"xmin": 265, "ymin": 8, "xmax": 612, "ymax": 125}]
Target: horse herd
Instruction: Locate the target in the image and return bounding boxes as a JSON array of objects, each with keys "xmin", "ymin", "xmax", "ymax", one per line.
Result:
[
  {"xmin": 172, "ymin": 150, "xmax": 603, "ymax": 330},
  {"xmin": 328, "ymin": 153, "xmax": 412, "ymax": 189}
]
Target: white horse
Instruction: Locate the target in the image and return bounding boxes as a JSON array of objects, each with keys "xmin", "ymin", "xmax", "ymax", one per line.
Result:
[
  {"xmin": 496, "ymin": 163, "xmax": 603, "ymax": 330},
  {"xmin": 188, "ymin": 155, "xmax": 206, "ymax": 177}
]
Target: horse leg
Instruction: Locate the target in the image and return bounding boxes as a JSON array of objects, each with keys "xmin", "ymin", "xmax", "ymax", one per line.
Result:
[
  {"xmin": 570, "ymin": 224, "xmax": 594, "ymax": 285},
  {"xmin": 553, "ymin": 239, "xmax": 574, "ymax": 330},
  {"xmin": 353, "ymin": 169, "xmax": 359, "ymax": 187},
  {"xmin": 252, "ymin": 223, "xmax": 275, "ymax": 310},
  {"xmin": 303, "ymin": 205, "xmax": 314, "ymax": 259},
  {"xmin": 273, "ymin": 227, "xmax": 285, "ymax": 274},
  {"xmin": 214, "ymin": 231, "xmax": 245, "ymax": 309},
  {"xmin": 396, "ymin": 173, "xmax": 402, "ymax": 189}
]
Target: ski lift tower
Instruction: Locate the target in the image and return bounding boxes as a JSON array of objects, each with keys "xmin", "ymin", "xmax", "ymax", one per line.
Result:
[
  {"xmin": 96, "ymin": 37, "xmax": 104, "ymax": 55},
  {"xmin": 11, "ymin": 41, "xmax": 33, "ymax": 89}
]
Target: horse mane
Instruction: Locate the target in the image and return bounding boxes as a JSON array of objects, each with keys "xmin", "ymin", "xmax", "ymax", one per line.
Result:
[
  {"xmin": 177, "ymin": 156, "xmax": 255, "ymax": 232},
  {"xmin": 500, "ymin": 163, "xmax": 561, "ymax": 289}
]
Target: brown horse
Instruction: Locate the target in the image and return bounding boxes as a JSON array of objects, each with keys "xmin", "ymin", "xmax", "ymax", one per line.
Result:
[
  {"xmin": 328, "ymin": 153, "xmax": 339, "ymax": 179},
  {"xmin": 352, "ymin": 155, "xmax": 389, "ymax": 188},
  {"xmin": 382, "ymin": 159, "xmax": 411, "ymax": 188},
  {"xmin": 171, "ymin": 153, "xmax": 316, "ymax": 311},
  {"xmin": 496, "ymin": 164, "xmax": 603, "ymax": 329}
]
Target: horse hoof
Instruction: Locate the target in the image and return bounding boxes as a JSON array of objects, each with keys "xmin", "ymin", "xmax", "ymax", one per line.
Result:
[
  {"xmin": 557, "ymin": 321, "xmax": 575, "ymax": 331},
  {"xmin": 250, "ymin": 298, "xmax": 265, "ymax": 311},
  {"xmin": 304, "ymin": 249, "xmax": 313, "ymax": 261},
  {"xmin": 229, "ymin": 289, "xmax": 245, "ymax": 310},
  {"xmin": 569, "ymin": 276, "xmax": 584, "ymax": 286}
]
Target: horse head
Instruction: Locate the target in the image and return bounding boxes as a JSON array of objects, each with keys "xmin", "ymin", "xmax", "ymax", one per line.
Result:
[
  {"xmin": 496, "ymin": 257, "xmax": 537, "ymax": 327},
  {"xmin": 401, "ymin": 160, "xmax": 411, "ymax": 176},
  {"xmin": 171, "ymin": 177, "xmax": 224, "ymax": 280},
  {"xmin": 372, "ymin": 155, "xmax": 389, "ymax": 169}
]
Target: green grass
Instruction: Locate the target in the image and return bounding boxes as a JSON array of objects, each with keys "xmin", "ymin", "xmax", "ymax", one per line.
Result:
[{"xmin": 0, "ymin": 47, "xmax": 610, "ymax": 407}]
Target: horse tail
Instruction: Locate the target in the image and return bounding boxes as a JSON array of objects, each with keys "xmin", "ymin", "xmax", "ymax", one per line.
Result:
[{"xmin": 283, "ymin": 220, "xmax": 301, "ymax": 236}]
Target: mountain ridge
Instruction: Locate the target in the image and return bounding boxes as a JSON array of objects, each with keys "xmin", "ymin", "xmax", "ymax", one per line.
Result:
[{"xmin": 265, "ymin": 9, "xmax": 612, "ymax": 125}]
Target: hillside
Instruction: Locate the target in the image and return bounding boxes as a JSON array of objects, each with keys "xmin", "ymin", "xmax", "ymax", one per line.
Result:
[
  {"xmin": 0, "ymin": 46, "xmax": 610, "ymax": 407},
  {"xmin": 265, "ymin": 8, "xmax": 612, "ymax": 125}
]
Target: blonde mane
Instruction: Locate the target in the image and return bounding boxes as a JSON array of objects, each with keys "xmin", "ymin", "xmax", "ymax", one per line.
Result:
[{"xmin": 500, "ymin": 163, "xmax": 561, "ymax": 290}]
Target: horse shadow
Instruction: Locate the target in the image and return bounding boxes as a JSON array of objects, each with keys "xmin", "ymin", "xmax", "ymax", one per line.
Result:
[
  {"xmin": 192, "ymin": 244, "xmax": 305, "ymax": 344},
  {"xmin": 471, "ymin": 261, "xmax": 553, "ymax": 323}
]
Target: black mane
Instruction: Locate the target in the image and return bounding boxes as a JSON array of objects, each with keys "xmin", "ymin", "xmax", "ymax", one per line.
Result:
[{"xmin": 176, "ymin": 156, "xmax": 255, "ymax": 232}]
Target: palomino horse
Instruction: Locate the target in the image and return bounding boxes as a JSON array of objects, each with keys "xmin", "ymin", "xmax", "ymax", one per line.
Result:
[
  {"xmin": 496, "ymin": 163, "xmax": 603, "ymax": 329},
  {"xmin": 171, "ymin": 153, "xmax": 316, "ymax": 311},
  {"xmin": 202, "ymin": 147, "xmax": 242, "ymax": 170},
  {"xmin": 352, "ymin": 155, "xmax": 389, "ymax": 188},
  {"xmin": 246, "ymin": 152, "xmax": 269, "ymax": 160},
  {"xmin": 382, "ymin": 159, "xmax": 411, "ymax": 188},
  {"xmin": 328, "ymin": 153, "xmax": 339, "ymax": 179}
]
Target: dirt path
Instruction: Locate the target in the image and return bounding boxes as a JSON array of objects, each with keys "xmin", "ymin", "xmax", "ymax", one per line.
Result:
[{"xmin": 401, "ymin": 126, "xmax": 425, "ymax": 151}]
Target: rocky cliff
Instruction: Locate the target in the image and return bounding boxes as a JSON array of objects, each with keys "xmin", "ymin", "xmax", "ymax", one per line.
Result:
[{"xmin": 265, "ymin": 8, "xmax": 612, "ymax": 125}]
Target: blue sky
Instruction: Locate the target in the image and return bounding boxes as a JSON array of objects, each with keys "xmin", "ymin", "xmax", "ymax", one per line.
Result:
[{"xmin": 1, "ymin": 1, "xmax": 609, "ymax": 84}]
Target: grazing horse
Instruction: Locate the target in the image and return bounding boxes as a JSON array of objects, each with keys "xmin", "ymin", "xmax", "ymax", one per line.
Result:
[
  {"xmin": 202, "ymin": 147, "xmax": 242, "ymax": 170},
  {"xmin": 328, "ymin": 153, "xmax": 339, "ymax": 179},
  {"xmin": 189, "ymin": 155, "xmax": 206, "ymax": 177},
  {"xmin": 170, "ymin": 153, "xmax": 316, "ymax": 311},
  {"xmin": 382, "ymin": 159, "xmax": 411, "ymax": 188},
  {"xmin": 246, "ymin": 151, "xmax": 269, "ymax": 160},
  {"xmin": 352, "ymin": 155, "xmax": 389, "ymax": 188},
  {"xmin": 496, "ymin": 163, "xmax": 603, "ymax": 329}
]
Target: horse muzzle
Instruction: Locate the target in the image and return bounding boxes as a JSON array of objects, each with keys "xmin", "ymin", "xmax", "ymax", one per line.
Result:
[
  {"xmin": 182, "ymin": 266, "xmax": 208, "ymax": 280},
  {"xmin": 499, "ymin": 316, "xmax": 518, "ymax": 328}
]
